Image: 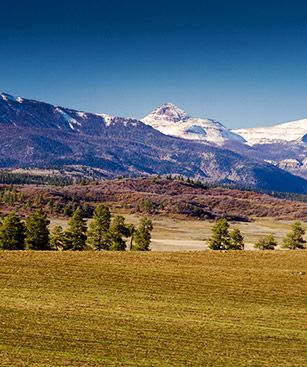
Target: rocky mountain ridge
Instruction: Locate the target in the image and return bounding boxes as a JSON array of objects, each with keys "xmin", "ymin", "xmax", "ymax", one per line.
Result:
[
  {"xmin": 142, "ymin": 103, "xmax": 245, "ymax": 144},
  {"xmin": 0, "ymin": 92, "xmax": 306, "ymax": 193}
]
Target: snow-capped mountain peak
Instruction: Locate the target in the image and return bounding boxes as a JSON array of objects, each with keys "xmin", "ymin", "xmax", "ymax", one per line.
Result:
[
  {"xmin": 235, "ymin": 118, "xmax": 307, "ymax": 145},
  {"xmin": 143, "ymin": 103, "xmax": 189, "ymax": 124},
  {"xmin": 142, "ymin": 103, "xmax": 245, "ymax": 144}
]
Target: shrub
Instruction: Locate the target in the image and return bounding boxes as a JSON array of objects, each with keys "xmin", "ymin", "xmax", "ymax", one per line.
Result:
[{"xmin": 254, "ymin": 234, "xmax": 278, "ymax": 250}]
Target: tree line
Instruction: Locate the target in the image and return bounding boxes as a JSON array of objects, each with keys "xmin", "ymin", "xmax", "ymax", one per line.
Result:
[
  {"xmin": 0, "ymin": 172, "xmax": 76, "ymax": 186},
  {"xmin": 0, "ymin": 187, "xmax": 93, "ymax": 217},
  {"xmin": 0, "ymin": 205, "xmax": 153, "ymax": 251},
  {"xmin": 208, "ymin": 218, "xmax": 306, "ymax": 250},
  {"xmin": 0, "ymin": 209, "xmax": 305, "ymax": 251}
]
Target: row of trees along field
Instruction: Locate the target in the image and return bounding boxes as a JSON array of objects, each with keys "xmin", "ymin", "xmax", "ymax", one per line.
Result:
[
  {"xmin": 208, "ymin": 218, "xmax": 306, "ymax": 250},
  {"xmin": 0, "ymin": 205, "xmax": 153, "ymax": 251}
]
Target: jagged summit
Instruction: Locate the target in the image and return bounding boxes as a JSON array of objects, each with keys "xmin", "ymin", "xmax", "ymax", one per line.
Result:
[
  {"xmin": 143, "ymin": 103, "xmax": 189, "ymax": 124},
  {"xmin": 142, "ymin": 103, "xmax": 245, "ymax": 144},
  {"xmin": 0, "ymin": 90, "xmax": 306, "ymax": 192}
]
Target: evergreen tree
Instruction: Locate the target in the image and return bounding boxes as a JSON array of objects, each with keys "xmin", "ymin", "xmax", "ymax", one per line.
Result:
[
  {"xmin": 228, "ymin": 227, "xmax": 244, "ymax": 250},
  {"xmin": 34, "ymin": 194, "xmax": 43, "ymax": 206},
  {"xmin": 127, "ymin": 223, "xmax": 135, "ymax": 251},
  {"xmin": 25, "ymin": 200, "xmax": 32, "ymax": 210},
  {"xmin": 87, "ymin": 204, "xmax": 111, "ymax": 250},
  {"xmin": 18, "ymin": 192, "xmax": 24, "ymax": 202},
  {"xmin": 0, "ymin": 212, "xmax": 25, "ymax": 250},
  {"xmin": 282, "ymin": 221, "xmax": 306, "ymax": 250},
  {"xmin": 25, "ymin": 209, "xmax": 50, "ymax": 250},
  {"xmin": 50, "ymin": 226, "xmax": 64, "ymax": 250},
  {"xmin": 47, "ymin": 200, "xmax": 54, "ymax": 214},
  {"xmin": 254, "ymin": 234, "xmax": 278, "ymax": 250},
  {"xmin": 63, "ymin": 205, "xmax": 73, "ymax": 217},
  {"xmin": 208, "ymin": 218, "xmax": 230, "ymax": 250},
  {"xmin": 108, "ymin": 215, "xmax": 130, "ymax": 251},
  {"xmin": 64, "ymin": 208, "xmax": 87, "ymax": 250},
  {"xmin": 54, "ymin": 201, "xmax": 61, "ymax": 214},
  {"xmin": 8, "ymin": 192, "xmax": 15, "ymax": 206},
  {"xmin": 133, "ymin": 217, "xmax": 153, "ymax": 251}
]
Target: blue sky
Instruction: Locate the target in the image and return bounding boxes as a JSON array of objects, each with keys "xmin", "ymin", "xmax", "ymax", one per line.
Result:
[{"xmin": 1, "ymin": 0, "xmax": 307, "ymax": 128}]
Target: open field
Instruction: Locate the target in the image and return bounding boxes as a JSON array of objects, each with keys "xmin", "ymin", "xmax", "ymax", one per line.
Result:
[
  {"xmin": 0, "ymin": 251, "xmax": 306, "ymax": 366},
  {"xmin": 51, "ymin": 214, "xmax": 307, "ymax": 251},
  {"xmin": 135, "ymin": 216, "xmax": 306, "ymax": 251}
]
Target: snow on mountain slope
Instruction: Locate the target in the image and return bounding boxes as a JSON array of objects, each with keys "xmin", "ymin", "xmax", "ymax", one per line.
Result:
[
  {"xmin": 235, "ymin": 118, "xmax": 307, "ymax": 145},
  {"xmin": 0, "ymin": 91, "xmax": 307, "ymax": 192},
  {"xmin": 0, "ymin": 92, "xmax": 118, "ymax": 131},
  {"xmin": 0, "ymin": 92, "xmax": 23, "ymax": 103},
  {"xmin": 142, "ymin": 103, "xmax": 245, "ymax": 144}
]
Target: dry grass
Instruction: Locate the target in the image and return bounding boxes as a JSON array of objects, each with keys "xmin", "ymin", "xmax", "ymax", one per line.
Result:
[
  {"xmin": 0, "ymin": 251, "xmax": 306, "ymax": 366},
  {"xmin": 51, "ymin": 214, "xmax": 307, "ymax": 251}
]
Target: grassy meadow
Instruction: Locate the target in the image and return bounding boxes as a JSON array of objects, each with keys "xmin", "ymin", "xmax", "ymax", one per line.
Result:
[
  {"xmin": 0, "ymin": 251, "xmax": 306, "ymax": 366},
  {"xmin": 52, "ymin": 214, "xmax": 307, "ymax": 251}
]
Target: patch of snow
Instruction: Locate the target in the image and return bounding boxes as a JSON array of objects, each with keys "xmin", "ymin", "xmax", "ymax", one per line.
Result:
[
  {"xmin": 278, "ymin": 159, "xmax": 301, "ymax": 169},
  {"xmin": 235, "ymin": 118, "xmax": 307, "ymax": 145},
  {"xmin": 0, "ymin": 93, "xmax": 23, "ymax": 103},
  {"xmin": 282, "ymin": 158, "xmax": 300, "ymax": 163},
  {"xmin": 0, "ymin": 94, "xmax": 8, "ymax": 102},
  {"xmin": 55, "ymin": 107, "xmax": 82, "ymax": 130},
  {"xmin": 129, "ymin": 121, "xmax": 139, "ymax": 127},
  {"xmin": 77, "ymin": 111, "xmax": 87, "ymax": 119},
  {"xmin": 97, "ymin": 113, "xmax": 113, "ymax": 126},
  {"xmin": 123, "ymin": 120, "xmax": 138, "ymax": 127},
  {"xmin": 264, "ymin": 159, "xmax": 277, "ymax": 165}
]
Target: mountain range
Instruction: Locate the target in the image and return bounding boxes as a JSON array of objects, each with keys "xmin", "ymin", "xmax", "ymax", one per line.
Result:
[
  {"xmin": 0, "ymin": 91, "xmax": 306, "ymax": 194},
  {"xmin": 143, "ymin": 103, "xmax": 307, "ymax": 181}
]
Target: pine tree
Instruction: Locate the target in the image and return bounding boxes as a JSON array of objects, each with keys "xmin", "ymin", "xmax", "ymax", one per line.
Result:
[
  {"xmin": 64, "ymin": 208, "xmax": 87, "ymax": 250},
  {"xmin": 108, "ymin": 216, "xmax": 130, "ymax": 251},
  {"xmin": 54, "ymin": 201, "xmax": 61, "ymax": 214},
  {"xmin": 228, "ymin": 227, "xmax": 244, "ymax": 250},
  {"xmin": 127, "ymin": 223, "xmax": 135, "ymax": 251},
  {"xmin": 254, "ymin": 234, "xmax": 278, "ymax": 250},
  {"xmin": 50, "ymin": 226, "xmax": 64, "ymax": 250},
  {"xmin": 282, "ymin": 221, "xmax": 306, "ymax": 250},
  {"xmin": 63, "ymin": 205, "xmax": 73, "ymax": 217},
  {"xmin": 133, "ymin": 217, "xmax": 153, "ymax": 251},
  {"xmin": 0, "ymin": 212, "xmax": 25, "ymax": 250},
  {"xmin": 47, "ymin": 200, "xmax": 54, "ymax": 214},
  {"xmin": 208, "ymin": 218, "xmax": 230, "ymax": 250},
  {"xmin": 18, "ymin": 192, "xmax": 24, "ymax": 202},
  {"xmin": 25, "ymin": 209, "xmax": 50, "ymax": 250},
  {"xmin": 87, "ymin": 204, "xmax": 111, "ymax": 250},
  {"xmin": 8, "ymin": 192, "xmax": 15, "ymax": 206},
  {"xmin": 25, "ymin": 200, "xmax": 32, "ymax": 210},
  {"xmin": 34, "ymin": 194, "xmax": 43, "ymax": 206}
]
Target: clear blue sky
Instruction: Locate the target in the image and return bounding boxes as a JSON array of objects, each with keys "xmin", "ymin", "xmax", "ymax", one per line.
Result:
[{"xmin": 1, "ymin": 0, "xmax": 307, "ymax": 128}]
